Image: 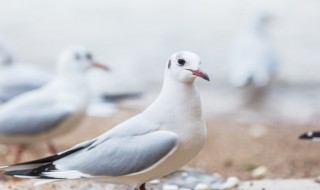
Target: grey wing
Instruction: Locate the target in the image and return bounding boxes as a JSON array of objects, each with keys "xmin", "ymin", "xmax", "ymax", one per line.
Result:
[
  {"xmin": 0, "ymin": 67, "xmax": 52, "ymax": 102},
  {"xmin": 0, "ymin": 85, "xmax": 40, "ymax": 102},
  {"xmin": 0, "ymin": 99, "xmax": 74, "ymax": 135},
  {"xmin": 50, "ymin": 131, "xmax": 178, "ymax": 177}
]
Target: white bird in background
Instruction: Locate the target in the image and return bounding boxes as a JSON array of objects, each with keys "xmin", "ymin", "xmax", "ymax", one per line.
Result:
[
  {"xmin": 0, "ymin": 51, "xmax": 209, "ymax": 190},
  {"xmin": 86, "ymin": 68, "xmax": 143, "ymax": 117},
  {"xmin": 0, "ymin": 39, "xmax": 53, "ymax": 102},
  {"xmin": 0, "ymin": 45, "xmax": 108, "ymax": 163},
  {"xmin": 299, "ymin": 131, "xmax": 320, "ymax": 141},
  {"xmin": 229, "ymin": 12, "xmax": 277, "ymax": 88}
]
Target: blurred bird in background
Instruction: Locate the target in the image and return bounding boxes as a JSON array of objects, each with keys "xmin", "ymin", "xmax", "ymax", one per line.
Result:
[
  {"xmin": 0, "ymin": 38, "xmax": 53, "ymax": 103},
  {"xmin": 229, "ymin": 12, "xmax": 277, "ymax": 107},
  {"xmin": 299, "ymin": 131, "xmax": 320, "ymax": 141},
  {"xmin": 0, "ymin": 45, "xmax": 108, "ymax": 163},
  {"xmin": 86, "ymin": 70, "xmax": 142, "ymax": 117},
  {"xmin": 0, "ymin": 36, "xmax": 140, "ymax": 117}
]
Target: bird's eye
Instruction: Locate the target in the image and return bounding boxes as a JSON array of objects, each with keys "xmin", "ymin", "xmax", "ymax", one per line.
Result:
[
  {"xmin": 86, "ymin": 53, "xmax": 92, "ymax": 60},
  {"xmin": 177, "ymin": 59, "xmax": 186, "ymax": 66},
  {"xmin": 74, "ymin": 53, "xmax": 81, "ymax": 60}
]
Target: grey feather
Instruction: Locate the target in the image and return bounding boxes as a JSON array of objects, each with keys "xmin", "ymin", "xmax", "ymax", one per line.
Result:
[
  {"xmin": 55, "ymin": 131, "xmax": 178, "ymax": 176},
  {"xmin": 0, "ymin": 65, "xmax": 52, "ymax": 102},
  {"xmin": 0, "ymin": 96, "xmax": 73, "ymax": 135}
]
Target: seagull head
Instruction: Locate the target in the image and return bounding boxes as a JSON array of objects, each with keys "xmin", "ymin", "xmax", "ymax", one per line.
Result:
[
  {"xmin": 166, "ymin": 51, "xmax": 209, "ymax": 83},
  {"xmin": 57, "ymin": 45, "xmax": 109, "ymax": 75}
]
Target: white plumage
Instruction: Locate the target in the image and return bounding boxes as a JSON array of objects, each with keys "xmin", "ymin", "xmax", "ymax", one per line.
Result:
[{"xmin": 0, "ymin": 45, "xmax": 108, "ymax": 162}]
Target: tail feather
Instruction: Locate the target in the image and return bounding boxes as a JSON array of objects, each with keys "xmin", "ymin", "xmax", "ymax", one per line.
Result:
[
  {"xmin": 0, "ymin": 146, "xmax": 83, "ymax": 172},
  {"xmin": 0, "ymin": 138, "xmax": 96, "ymax": 183},
  {"xmin": 4, "ymin": 163, "xmax": 58, "ymax": 178}
]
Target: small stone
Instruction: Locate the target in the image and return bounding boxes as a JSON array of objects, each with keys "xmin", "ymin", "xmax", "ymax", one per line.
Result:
[
  {"xmin": 220, "ymin": 177, "xmax": 240, "ymax": 189},
  {"xmin": 185, "ymin": 176, "xmax": 198, "ymax": 185},
  {"xmin": 149, "ymin": 179, "xmax": 161, "ymax": 184},
  {"xmin": 194, "ymin": 183, "xmax": 209, "ymax": 190},
  {"xmin": 179, "ymin": 188, "xmax": 192, "ymax": 190},
  {"xmin": 251, "ymin": 166, "xmax": 268, "ymax": 179},
  {"xmin": 163, "ymin": 184, "xmax": 179, "ymax": 190},
  {"xmin": 181, "ymin": 172, "xmax": 189, "ymax": 177},
  {"xmin": 212, "ymin": 173, "xmax": 222, "ymax": 179},
  {"xmin": 248, "ymin": 124, "xmax": 267, "ymax": 138}
]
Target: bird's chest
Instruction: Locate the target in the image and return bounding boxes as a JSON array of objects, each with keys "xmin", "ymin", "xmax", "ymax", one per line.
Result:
[{"xmin": 159, "ymin": 105, "xmax": 206, "ymax": 152}]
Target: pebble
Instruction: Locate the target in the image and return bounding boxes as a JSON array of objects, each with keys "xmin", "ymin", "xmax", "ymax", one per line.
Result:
[
  {"xmin": 248, "ymin": 124, "xmax": 267, "ymax": 138},
  {"xmin": 179, "ymin": 188, "xmax": 191, "ymax": 190},
  {"xmin": 181, "ymin": 172, "xmax": 189, "ymax": 177},
  {"xmin": 149, "ymin": 179, "xmax": 161, "ymax": 184},
  {"xmin": 220, "ymin": 177, "xmax": 240, "ymax": 189},
  {"xmin": 194, "ymin": 183, "xmax": 209, "ymax": 190},
  {"xmin": 162, "ymin": 184, "xmax": 179, "ymax": 190},
  {"xmin": 251, "ymin": 166, "xmax": 268, "ymax": 179}
]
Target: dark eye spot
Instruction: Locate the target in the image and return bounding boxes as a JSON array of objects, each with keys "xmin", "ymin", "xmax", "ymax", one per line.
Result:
[
  {"xmin": 168, "ymin": 60, "xmax": 171, "ymax": 69},
  {"xmin": 74, "ymin": 53, "xmax": 81, "ymax": 60},
  {"xmin": 177, "ymin": 59, "xmax": 186, "ymax": 66},
  {"xmin": 86, "ymin": 53, "xmax": 92, "ymax": 60}
]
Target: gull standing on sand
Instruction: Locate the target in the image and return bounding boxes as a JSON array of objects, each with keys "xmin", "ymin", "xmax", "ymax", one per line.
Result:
[
  {"xmin": 229, "ymin": 13, "xmax": 277, "ymax": 88},
  {"xmin": 0, "ymin": 45, "xmax": 108, "ymax": 163},
  {"xmin": 0, "ymin": 39, "xmax": 53, "ymax": 102},
  {"xmin": 1, "ymin": 51, "xmax": 209, "ymax": 190}
]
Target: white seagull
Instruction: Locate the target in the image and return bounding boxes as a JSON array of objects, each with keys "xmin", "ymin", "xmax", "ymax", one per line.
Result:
[
  {"xmin": 299, "ymin": 131, "xmax": 320, "ymax": 141},
  {"xmin": 0, "ymin": 45, "xmax": 108, "ymax": 163},
  {"xmin": 229, "ymin": 12, "xmax": 277, "ymax": 88},
  {"xmin": 0, "ymin": 39, "xmax": 53, "ymax": 102},
  {"xmin": 0, "ymin": 51, "xmax": 209, "ymax": 190}
]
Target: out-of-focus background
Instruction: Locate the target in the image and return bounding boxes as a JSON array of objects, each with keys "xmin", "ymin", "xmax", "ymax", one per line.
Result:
[{"xmin": 0, "ymin": 0, "xmax": 319, "ymax": 189}]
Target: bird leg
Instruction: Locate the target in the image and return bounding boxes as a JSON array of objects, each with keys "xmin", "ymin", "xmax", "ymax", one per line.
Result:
[
  {"xmin": 139, "ymin": 183, "xmax": 146, "ymax": 190},
  {"xmin": 46, "ymin": 142, "xmax": 57, "ymax": 155},
  {"xmin": 12, "ymin": 144, "xmax": 25, "ymax": 163}
]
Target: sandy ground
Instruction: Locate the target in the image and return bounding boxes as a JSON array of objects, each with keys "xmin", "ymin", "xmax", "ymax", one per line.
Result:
[{"xmin": 0, "ymin": 85, "xmax": 319, "ymax": 189}]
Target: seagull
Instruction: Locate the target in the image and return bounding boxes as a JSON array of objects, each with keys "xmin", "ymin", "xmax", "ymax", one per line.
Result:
[
  {"xmin": 0, "ymin": 39, "xmax": 53, "ymax": 102},
  {"xmin": 229, "ymin": 12, "xmax": 277, "ymax": 88},
  {"xmin": 299, "ymin": 131, "xmax": 320, "ymax": 141},
  {"xmin": 0, "ymin": 51, "xmax": 209, "ymax": 190},
  {"xmin": 86, "ymin": 66, "xmax": 143, "ymax": 117},
  {"xmin": 0, "ymin": 45, "xmax": 108, "ymax": 163}
]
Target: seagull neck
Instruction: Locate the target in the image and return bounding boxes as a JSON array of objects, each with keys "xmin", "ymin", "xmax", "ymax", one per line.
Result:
[
  {"xmin": 55, "ymin": 72, "xmax": 88, "ymax": 92},
  {"xmin": 157, "ymin": 77, "xmax": 198, "ymax": 103}
]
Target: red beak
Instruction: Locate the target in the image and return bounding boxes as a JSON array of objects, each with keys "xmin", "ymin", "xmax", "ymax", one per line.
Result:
[
  {"xmin": 92, "ymin": 62, "xmax": 109, "ymax": 71},
  {"xmin": 187, "ymin": 69, "xmax": 210, "ymax": 81}
]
